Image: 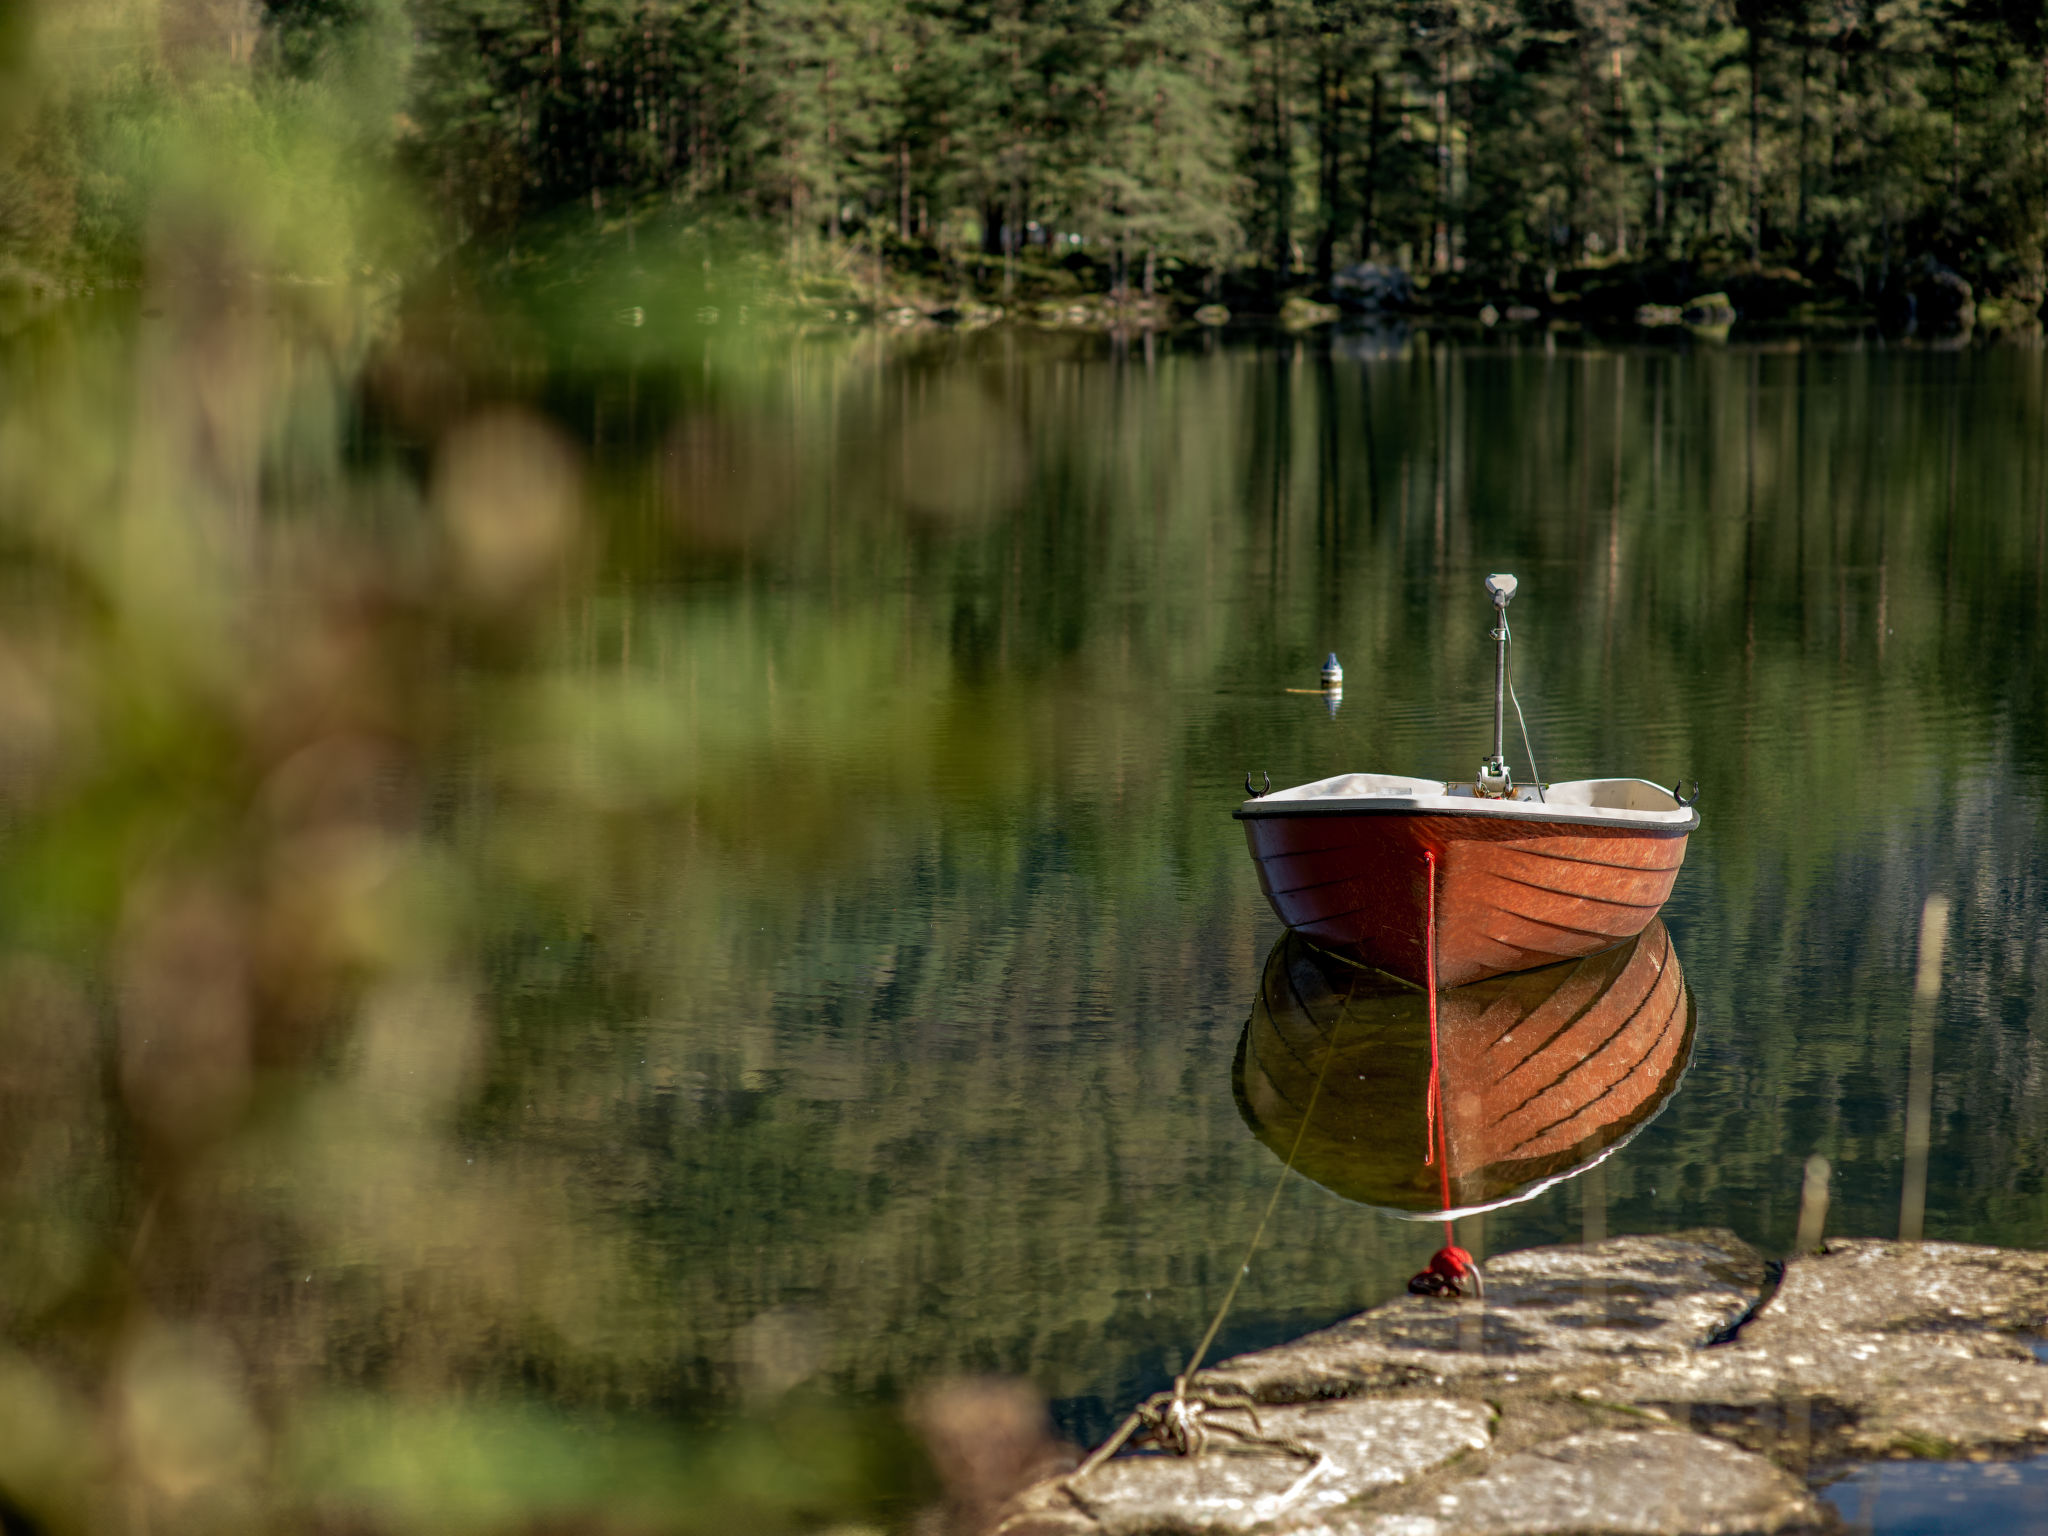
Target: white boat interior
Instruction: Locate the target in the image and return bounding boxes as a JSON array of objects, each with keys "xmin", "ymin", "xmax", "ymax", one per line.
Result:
[{"xmin": 1242, "ymin": 773, "xmax": 1697, "ymax": 827}]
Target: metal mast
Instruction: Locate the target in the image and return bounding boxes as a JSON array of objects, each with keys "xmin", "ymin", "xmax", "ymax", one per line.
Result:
[{"xmin": 1477, "ymin": 573, "xmax": 1517, "ymax": 797}]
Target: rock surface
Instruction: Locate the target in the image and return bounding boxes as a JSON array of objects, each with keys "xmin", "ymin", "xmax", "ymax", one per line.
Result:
[
  {"xmin": 999, "ymin": 1399, "xmax": 1490, "ymax": 1535},
  {"xmin": 1619, "ymin": 1240, "xmax": 2048, "ymax": 1461},
  {"xmin": 993, "ymin": 1233, "xmax": 2048, "ymax": 1535},
  {"xmin": 1350, "ymin": 1429, "xmax": 1820, "ymax": 1536},
  {"xmin": 1204, "ymin": 1233, "xmax": 1762, "ymax": 1403},
  {"xmin": 1331, "ymin": 264, "xmax": 1415, "ymax": 313},
  {"xmin": 1680, "ymin": 292, "xmax": 1737, "ymax": 326}
]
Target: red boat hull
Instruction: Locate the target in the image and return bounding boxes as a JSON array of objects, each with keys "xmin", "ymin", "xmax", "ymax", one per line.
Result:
[{"xmin": 1241, "ymin": 809, "xmax": 1689, "ymax": 988}]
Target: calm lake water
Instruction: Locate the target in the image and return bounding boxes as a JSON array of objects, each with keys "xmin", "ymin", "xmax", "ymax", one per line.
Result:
[
  {"xmin": 6, "ymin": 313, "xmax": 2048, "ymax": 1521},
  {"xmin": 508, "ymin": 330, "xmax": 2047, "ymax": 1442}
]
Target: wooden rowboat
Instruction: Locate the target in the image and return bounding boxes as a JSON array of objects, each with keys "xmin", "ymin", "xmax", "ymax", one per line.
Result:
[
  {"xmin": 1233, "ymin": 920, "xmax": 1694, "ymax": 1218},
  {"xmin": 1237, "ymin": 575, "xmax": 1698, "ymax": 988},
  {"xmin": 1237, "ymin": 772, "xmax": 1695, "ymax": 988}
]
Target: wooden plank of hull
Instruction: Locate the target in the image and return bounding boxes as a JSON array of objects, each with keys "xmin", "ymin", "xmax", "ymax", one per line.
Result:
[
  {"xmin": 1236, "ymin": 921, "xmax": 1695, "ymax": 1215},
  {"xmin": 1243, "ymin": 810, "xmax": 1689, "ymax": 988}
]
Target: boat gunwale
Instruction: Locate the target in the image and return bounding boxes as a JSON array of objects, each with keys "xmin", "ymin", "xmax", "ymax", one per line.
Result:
[{"xmin": 1233, "ymin": 798, "xmax": 1700, "ymax": 836}]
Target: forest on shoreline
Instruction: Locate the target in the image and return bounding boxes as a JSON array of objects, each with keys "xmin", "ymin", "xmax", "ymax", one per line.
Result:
[{"xmin": 3, "ymin": 0, "xmax": 2048, "ymax": 330}]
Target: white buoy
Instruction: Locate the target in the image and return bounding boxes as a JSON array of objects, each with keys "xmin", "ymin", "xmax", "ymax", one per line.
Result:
[{"xmin": 1320, "ymin": 653, "xmax": 1344, "ymax": 690}]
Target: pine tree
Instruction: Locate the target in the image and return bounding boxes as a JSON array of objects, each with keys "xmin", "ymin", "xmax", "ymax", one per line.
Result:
[{"xmin": 1087, "ymin": 0, "xmax": 1245, "ymax": 289}]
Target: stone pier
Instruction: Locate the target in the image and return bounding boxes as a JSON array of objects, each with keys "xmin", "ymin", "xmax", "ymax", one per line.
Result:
[{"xmin": 991, "ymin": 1232, "xmax": 2048, "ymax": 1535}]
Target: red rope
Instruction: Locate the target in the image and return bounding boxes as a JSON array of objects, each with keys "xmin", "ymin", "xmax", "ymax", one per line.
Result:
[
  {"xmin": 1422, "ymin": 848, "xmax": 1453, "ymax": 1240},
  {"xmin": 1423, "ymin": 850, "xmax": 1442, "ymax": 1171},
  {"xmin": 1407, "ymin": 846, "xmax": 1476, "ymax": 1296}
]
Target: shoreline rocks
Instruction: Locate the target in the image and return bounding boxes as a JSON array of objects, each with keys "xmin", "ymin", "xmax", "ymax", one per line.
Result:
[{"xmin": 991, "ymin": 1233, "xmax": 2048, "ymax": 1535}]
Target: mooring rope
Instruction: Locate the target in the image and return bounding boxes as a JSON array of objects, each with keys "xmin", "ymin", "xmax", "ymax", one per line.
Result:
[
  {"xmin": 1399, "ymin": 849, "xmax": 1477, "ymax": 1295},
  {"xmin": 1070, "ymin": 848, "xmax": 1488, "ymax": 1492},
  {"xmin": 1421, "ymin": 849, "xmax": 1453, "ymax": 1243},
  {"xmin": 1423, "ymin": 848, "xmax": 1441, "ymax": 1171},
  {"xmin": 1067, "ymin": 965, "xmax": 1356, "ymax": 1486},
  {"xmin": 1175, "ymin": 1023, "xmax": 1338, "ymax": 1391}
]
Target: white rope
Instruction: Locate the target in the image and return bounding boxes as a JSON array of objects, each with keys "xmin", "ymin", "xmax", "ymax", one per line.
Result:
[{"xmin": 1067, "ymin": 975, "xmax": 1356, "ymax": 1490}]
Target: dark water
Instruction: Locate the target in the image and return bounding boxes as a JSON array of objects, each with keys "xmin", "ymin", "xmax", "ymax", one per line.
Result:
[
  {"xmin": 6, "ymin": 316, "xmax": 2048, "ymax": 1523},
  {"xmin": 1821, "ymin": 1456, "xmax": 2048, "ymax": 1532}
]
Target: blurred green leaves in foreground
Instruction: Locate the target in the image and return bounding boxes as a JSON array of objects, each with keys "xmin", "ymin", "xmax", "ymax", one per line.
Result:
[
  {"xmin": 0, "ymin": 280, "xmax": 920, "ymax": 1533},
  {"xmin": 0, "ymin": 9, "xmax": 952, "ymax": 1532},
  {"xmin": 0, "ymin": 3, "xmax": 413, "ymax": 318}
]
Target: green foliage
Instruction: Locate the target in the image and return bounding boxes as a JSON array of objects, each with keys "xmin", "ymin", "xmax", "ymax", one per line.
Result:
[
  {"xmin": 397, "ymin": 0, "xmax": 2048, "ymax": 297},
  {"xmin": 0, "ymin": 0, "xmax": 420, "ymax": 297},
  {"xmin": 10, "ymin": 0, "xmax": 2048, "ymax": 299}
]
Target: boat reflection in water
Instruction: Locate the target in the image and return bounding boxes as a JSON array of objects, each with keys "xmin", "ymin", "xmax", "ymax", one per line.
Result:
[{"xmin": 1234, "ymin": 920, "xmax": 1694, "ymax": 1220}]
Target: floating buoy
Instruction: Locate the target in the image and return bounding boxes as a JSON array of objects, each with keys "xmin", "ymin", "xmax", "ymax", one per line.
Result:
[{"xmin": 1320, "ymin": 653, "xmax": 1344, "ymax": 689}]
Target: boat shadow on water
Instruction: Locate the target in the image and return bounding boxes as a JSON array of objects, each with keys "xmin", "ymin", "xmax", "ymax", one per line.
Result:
[{"xmin": 1233, "ymin": 921, "xmax": 1697, "ymax": 1221}]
